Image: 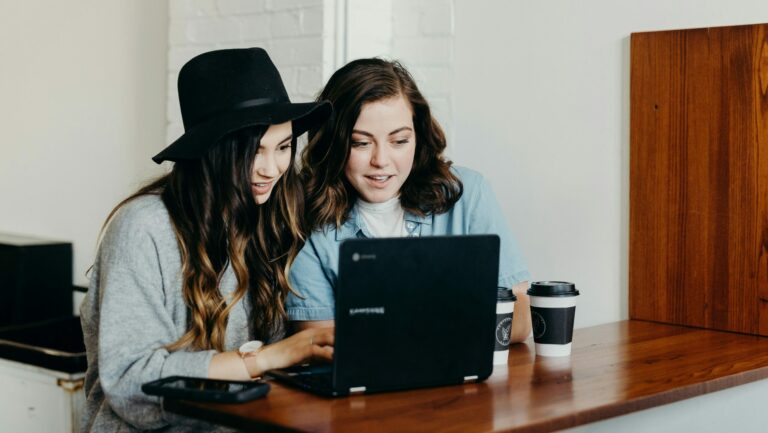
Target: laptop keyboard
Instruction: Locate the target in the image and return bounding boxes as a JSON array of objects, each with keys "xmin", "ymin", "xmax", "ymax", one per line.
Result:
[
  {"xmin": 294, "ymin": 371, "xmax": 333, "ymax": 390},
  {"xmin": 279, "ymin": 364, "xmax": 332, "ymax": 375},
  {"xmin": 270, "ymin": 364, "xmax": 335, "ymax": 393}
]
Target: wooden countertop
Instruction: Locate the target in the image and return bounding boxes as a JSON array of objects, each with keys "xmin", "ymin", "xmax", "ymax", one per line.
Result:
[{"xmin": 164, "ymin": 320, "xmax": 768, "ymax": 433}]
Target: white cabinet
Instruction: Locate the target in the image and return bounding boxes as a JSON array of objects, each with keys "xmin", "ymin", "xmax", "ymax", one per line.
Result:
[{"xmin": 0, "ymin": 358, "xmax": 84, "ymax": 433}]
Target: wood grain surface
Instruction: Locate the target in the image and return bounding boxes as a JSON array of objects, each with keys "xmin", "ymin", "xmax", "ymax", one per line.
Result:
[
  {"xmin": 630, "ymin": 23, "xmax": 768, "ymax": 335},
  {"xmin": 165, "ymin": 321, "xmax": 768, "ymax": 433}
]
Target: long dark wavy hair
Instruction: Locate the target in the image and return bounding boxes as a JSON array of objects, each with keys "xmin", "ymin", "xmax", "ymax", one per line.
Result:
[
  {"xmin": 301, "ymin": 58, "xmax": 462, "ymax": 230},
  {"xmin": 101, "ymin": 125, "xmax": 303, "ymax": 351}
]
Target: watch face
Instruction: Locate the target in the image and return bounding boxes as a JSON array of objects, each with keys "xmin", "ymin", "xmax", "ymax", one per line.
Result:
[{"xmin": 240, "ymin": 340, "xmax": 263, "ymax": 353}]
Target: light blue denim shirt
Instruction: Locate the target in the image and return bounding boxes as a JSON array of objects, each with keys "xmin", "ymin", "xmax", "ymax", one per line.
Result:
[{"xmin": 287, "ymin": 166, "xmax": 531, "ymax": 321}]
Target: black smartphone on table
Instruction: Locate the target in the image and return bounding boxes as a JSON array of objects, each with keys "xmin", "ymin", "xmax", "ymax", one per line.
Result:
[{"xmin": 142, "ymin": 376, "xmax": 270, "ymax": 403}]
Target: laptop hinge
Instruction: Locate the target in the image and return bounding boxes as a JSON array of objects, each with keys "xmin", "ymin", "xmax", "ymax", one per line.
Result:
[
  {"xmin": 349, "ymin": 386, "xmax": 366, "ymax": 394},
  {"xmin": 463, "ymin": 375, "xmax": 479, "ymax": 383}
]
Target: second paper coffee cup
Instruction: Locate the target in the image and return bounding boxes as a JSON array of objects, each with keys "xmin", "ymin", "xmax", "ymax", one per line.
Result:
[
  {"xmin": 493, "ymin": 287, "xmax": 517, "ymax": 365},
  {"xmin": 527, "ymin": 281, "xmax": 579, "ymax": 357}
]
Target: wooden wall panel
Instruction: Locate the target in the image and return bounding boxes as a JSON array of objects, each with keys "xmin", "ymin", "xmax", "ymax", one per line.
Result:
[
  {"xmin": 758, "ymin": 33, "xmax": 768, "ymax": 336},
  {"xmin": 630, "ymin": 24, "xmax": 768, "ymax": 335}
]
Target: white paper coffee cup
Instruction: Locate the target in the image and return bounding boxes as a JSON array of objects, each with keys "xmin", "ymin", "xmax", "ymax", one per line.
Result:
[
  {"xmin": 528, "ymin": 281, "xmax": 579, "ymax": 357},
  {"xmin": 493, "ymin": 288, "xmax": 517, "ymax": 365}
]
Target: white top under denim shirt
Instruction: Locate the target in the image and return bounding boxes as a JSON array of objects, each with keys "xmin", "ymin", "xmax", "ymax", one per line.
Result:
[
  {"xmin": 286, "ymin": 166, "xmax": 531, "ymax": 321},
  {"xmin": 356, "ymin": 195, "xmax": 408, "ymax": 238}
]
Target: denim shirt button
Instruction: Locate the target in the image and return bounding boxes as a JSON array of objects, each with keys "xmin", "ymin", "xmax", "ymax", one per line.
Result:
[{"xmin": 406, "ymin": 222, "xmax": 416, "ymax": 230}]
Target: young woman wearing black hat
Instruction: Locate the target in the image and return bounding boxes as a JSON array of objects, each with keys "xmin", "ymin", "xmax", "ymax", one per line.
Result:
[
  {"xmin": 286, "ymin": 58, "xmax": 532, "ymax": 343},
  {"xmin": 79, "ymin": 48, "xmax": 333, "ymax": 431}
]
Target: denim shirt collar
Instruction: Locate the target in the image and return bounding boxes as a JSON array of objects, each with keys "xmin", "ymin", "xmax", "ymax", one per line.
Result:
[{"xmin": 334, "ymin": 202, "xmax": 433, "ymax": 241}]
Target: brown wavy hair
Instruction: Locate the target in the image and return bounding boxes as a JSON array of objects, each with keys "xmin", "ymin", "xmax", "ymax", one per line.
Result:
[
  {"xmin": 301, "ymin": 58, "xmax": 462, "ymax": 230},
  {"xmin": 101, "ymin": 125, "xmax": 303, "ymax": 351}
]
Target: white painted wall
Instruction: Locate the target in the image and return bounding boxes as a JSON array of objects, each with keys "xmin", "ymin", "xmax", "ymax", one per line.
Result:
[
  {"xmin": 451, "ymin": 0, "xmax": 768, "ymax": 329},
  {"xmin": 0, "ymin": 1, "xmax": 168, "ymax": 293}
]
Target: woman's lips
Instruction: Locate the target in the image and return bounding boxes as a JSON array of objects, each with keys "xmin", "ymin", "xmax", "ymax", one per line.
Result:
[
  {"xmin": 364, "ymin": 175, "xmax": 393, "ymax": 187},
  {"xmin": 251, "ymin": 181, "xmax": 273, "ymax": 195}
]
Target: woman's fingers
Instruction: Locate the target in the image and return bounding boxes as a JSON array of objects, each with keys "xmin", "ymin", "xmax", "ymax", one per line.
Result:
[
  {"xmin": 309, "ymin": 328, "xmax": 335, "ymax": 347},
  {"xmin": 298, "ymin": 328, "xmax": 334, "ymax": 363},
  {"xmin": 311, "ymin": 345, "xmax": 334, "ymax": 362},
  {"xmin": 258, "ymin": 328, "xmax": 335, "ymax": 371}
]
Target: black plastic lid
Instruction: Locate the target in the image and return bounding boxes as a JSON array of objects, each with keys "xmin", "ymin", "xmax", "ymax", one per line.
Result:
[
  {"xmin": 527, "ymin": 281, "xmax": 579, "ymax": 297},
  {"xmin": 497, "ymin": 287, "xmax": 517, "ymax": 302}
]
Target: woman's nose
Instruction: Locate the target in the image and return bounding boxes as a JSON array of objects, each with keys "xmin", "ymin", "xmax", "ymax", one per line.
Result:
[
  {"xmin": 370, "ymin": 144, "xmax": 388, "ymax": 167},
  {"xmin": 256, "ymin": 153, "xmax": 279, "ymax": 178}
]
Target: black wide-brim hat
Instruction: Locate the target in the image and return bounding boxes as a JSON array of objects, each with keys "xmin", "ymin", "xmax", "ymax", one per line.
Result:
[{"xmin": 153, "ymin": 48, "xmax": 332, "ymax": 164}]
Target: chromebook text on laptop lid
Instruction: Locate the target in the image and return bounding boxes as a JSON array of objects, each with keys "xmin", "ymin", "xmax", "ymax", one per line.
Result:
[{"xmin": 268, "ymin": 234, "xmax": 500, "ymax": 397}]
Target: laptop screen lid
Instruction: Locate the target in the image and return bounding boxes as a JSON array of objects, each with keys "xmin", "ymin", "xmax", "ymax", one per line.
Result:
[{"xmin": 332, "ymin": 234, "xmax": 500, "ymax": 394}]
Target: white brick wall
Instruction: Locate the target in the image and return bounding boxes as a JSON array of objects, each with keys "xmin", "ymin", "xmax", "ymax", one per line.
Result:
[
  {"xmin": 217, "ymin": 0, "xmax": 266, "ymax": 15},
  {"xmin": 165, "ymin": 0, "xmax": 455, "ymax": 147},
  {"xmin": 390, "ymin": 0, "xmax": 455, "ymax": 146},
  {"xmin": 166, "ymin": 0, "xmax": 325, "ymax": 144},
  {"xmin": 346, "ymin": 0, "xmax": 393, "ymax": 60}
]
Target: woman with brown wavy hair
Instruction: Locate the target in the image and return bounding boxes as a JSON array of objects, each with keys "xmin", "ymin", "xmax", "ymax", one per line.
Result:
[
  {"xmin": 79, "ymin": 48, "xmax": 333, "ymax": 432},
  {"xmin": 287, "ymin": 58, "xmax": 532, "ymax": 343}
]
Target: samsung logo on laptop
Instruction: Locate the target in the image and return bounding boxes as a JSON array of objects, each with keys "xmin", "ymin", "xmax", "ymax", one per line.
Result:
[
  {"xmin": 349, "ymin": 307, "xmax": 385, "ymax": 316},
  {"xmin": 351, "ymin": 252, "xmax": 376, "ymax": 262}
]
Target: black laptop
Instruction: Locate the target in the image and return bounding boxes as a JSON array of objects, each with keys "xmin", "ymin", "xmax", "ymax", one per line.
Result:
[{"xmin": 267, "ymin": 234, "xmax": 500, "ymax": 397}]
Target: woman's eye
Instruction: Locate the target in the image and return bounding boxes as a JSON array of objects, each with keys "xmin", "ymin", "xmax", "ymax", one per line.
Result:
[
  {"xmin": 394, "ymin": 138, "xmax": 410, "ymax": 146},
  {"xmin": 351, "ymin": 141, "xmax": 370, "ymax": 148},
  {"xmin": 278, "ymin": 144, "xmax": 292, "ymax": 152}
]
